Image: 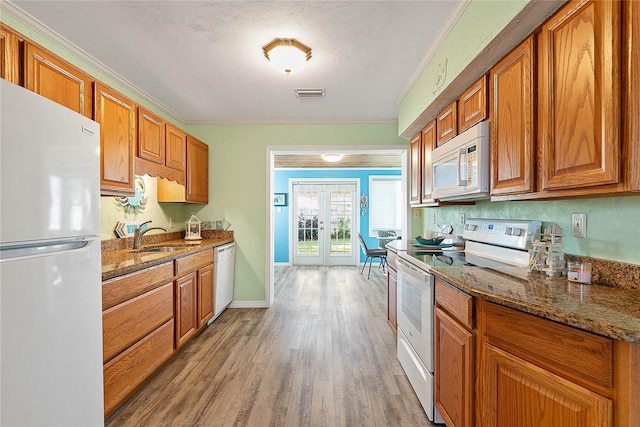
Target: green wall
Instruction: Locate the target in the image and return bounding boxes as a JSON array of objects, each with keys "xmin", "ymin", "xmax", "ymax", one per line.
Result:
[
  {"xmin": 398, "ymin": 0, "xmax": 529, "ymax": 136},
  {"xmin": 414, "ymin": 196, "xmax": 640, "ymax": 266},
  {"xmin": 186, "ymin": 123, "xmax": 406, "ymax": 302}
]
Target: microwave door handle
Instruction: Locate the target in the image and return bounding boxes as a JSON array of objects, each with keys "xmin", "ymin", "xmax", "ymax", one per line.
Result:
[{"xmin": 458, "ymin": 147, "xmax": 468, "ymax": 186}]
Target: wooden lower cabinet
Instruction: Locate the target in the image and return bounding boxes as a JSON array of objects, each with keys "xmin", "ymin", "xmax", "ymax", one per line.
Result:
[
  {"xmin": 477, "ymin": 299, "xmax": 615, "ymax": 427},
  {"xmin": 198, "ymin": 264, "xmax": 214, "ymax": 328},
  {"xmin": 435, "ymin": 278, "xmax": 474, "ymax": 427},
  {"xmin": 480, "ymin": 343, "xmax": 612, "ymax": 426},
  {"xmin": 102, "ymin": 250, "xmax": 215, "ymax": 419},
  {"xmin": 435, "ymin": 306, "xmax": 474, "ymax": 427},
  {"xmin": 175, "ymin": 272, "xmax": 198, "ymax": 348},
  {"xmin": 103, "ymin": 319, "xmax": 174, "ymax": 419},
  {"xmin": 174, "ymin": 250, "xmax": 215, "ymax": 348}
]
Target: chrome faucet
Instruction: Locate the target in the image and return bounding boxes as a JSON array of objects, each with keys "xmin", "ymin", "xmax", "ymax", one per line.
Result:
[{"xmin": 133, "ymin": 220, "xmax": 169, "ymax": 249}]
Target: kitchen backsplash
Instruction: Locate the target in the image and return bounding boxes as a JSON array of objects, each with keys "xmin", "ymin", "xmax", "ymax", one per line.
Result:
[
  {"xmin": 418, "ymin": 195, "xmax": 640, "ymax": 266},
  {"xmin": 100, "ymin": 174, "xmax": 196, "ymax": 240}
]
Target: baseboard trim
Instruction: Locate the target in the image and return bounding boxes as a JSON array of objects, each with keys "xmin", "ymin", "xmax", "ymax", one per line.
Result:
[{"xmin": 228, "ymin": 301, "xmax": 269, "ymax": 309}]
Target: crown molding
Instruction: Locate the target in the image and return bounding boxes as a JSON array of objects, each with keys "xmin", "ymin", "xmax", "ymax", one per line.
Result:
[
  {"xmin": 395, "ymin": 0, "xmax": 471, "ymax": 105},
  {"xmin": 0, "ymin": 0, "xmax": 185, "ymax": 125}
]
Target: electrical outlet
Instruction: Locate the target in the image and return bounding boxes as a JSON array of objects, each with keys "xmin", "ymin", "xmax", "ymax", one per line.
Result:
[
  {"xmin": 431, "ymin": 212, "xmax": 436, "ymax": 223},
  {"xmin": 572, "ymin": 213, "xmax": 587, "ymax": 238},
  {"xmin": 413, "ymin": 210, "xmax": 420, "ymax": 220},
  {"xmin": 459, "ymin": 213, "xmax": 466, "ymax": 226}
]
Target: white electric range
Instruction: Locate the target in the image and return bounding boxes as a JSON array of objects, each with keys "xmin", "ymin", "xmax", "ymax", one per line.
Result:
[{"xmin": 395, "ymin": 219, "xmax": 541, "ymax": 423}]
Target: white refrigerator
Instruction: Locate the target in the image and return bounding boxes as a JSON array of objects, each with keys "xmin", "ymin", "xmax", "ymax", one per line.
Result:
[{"xmin": 0, "ymin": 80, "xmax": 104, "ymax": 426}]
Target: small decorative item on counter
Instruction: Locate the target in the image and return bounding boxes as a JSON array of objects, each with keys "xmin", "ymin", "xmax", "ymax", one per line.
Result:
[
  {"xmin": 185, "ymin": 213, "xmax": 202, "ymax": 241},
  {"xmin": 529, "ymin": 224, "xmax": 565, "ymax": 277},
  {"xmin": 567, "ymin": 261, "xmax": 592, "ymax": 284}
]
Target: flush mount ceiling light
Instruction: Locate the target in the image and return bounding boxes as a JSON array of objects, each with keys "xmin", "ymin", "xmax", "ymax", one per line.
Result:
[
  {"xmin": 262, "ymin": 38, "xmax": 312, "ymax": 74},
  {"xmin": 321, "ymin": 153, "xmax": 343, "ymax": 163}
]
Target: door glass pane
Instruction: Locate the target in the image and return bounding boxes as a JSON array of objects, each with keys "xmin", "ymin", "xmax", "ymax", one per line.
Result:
[
  {"xmin": 329, "ymin": 190, "xmax": 352, "ymax": 256},
  {"xmin": 296, "ymin": 190, "xmax": 319, "ymax": 256}
]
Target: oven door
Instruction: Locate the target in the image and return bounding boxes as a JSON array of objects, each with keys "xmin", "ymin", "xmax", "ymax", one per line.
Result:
[{"xmin": 396, "ymin": 256, "xmax": 435, "ymax": 372}]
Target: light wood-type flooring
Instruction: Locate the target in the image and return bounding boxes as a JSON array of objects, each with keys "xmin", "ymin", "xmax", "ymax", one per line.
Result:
[{"xmin": 107, "ymin": 266, "xmax": 436, "ymax": 427}]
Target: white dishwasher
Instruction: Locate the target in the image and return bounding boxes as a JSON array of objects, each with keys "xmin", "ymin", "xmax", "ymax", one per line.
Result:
[{"xmin": 208, "ymin": 242, "xmax": 236, "ymax": 325}]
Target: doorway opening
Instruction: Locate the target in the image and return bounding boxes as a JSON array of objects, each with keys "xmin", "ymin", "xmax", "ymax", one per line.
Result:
[{"xmin": 267, "ymin": 146, "xmax": 410, "ymax": 307}]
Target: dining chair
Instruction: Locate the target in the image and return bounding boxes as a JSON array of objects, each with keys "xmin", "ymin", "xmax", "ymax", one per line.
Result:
[{"xmin": 358, "ymin": 233, "xmax": 388, "ymax": 279}]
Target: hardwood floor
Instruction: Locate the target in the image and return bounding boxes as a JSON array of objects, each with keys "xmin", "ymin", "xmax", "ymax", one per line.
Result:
[{"xmin": 107, "ymin": 266, "xmax": 435, "ymax": 426}]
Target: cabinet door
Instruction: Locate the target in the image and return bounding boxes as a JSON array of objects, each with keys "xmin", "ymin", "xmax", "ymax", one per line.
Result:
[
  {"xmin": 436, "ymin": 101, "xmax": 457, "ymax": 147},
  {"xmin": 479, "ymin": 343, "xmax": 612, "ymax": 427},
  {"xmin": 0, "ymin": 25, "xmax": 21, "ymax": 84},
  {"xmin": 24, "ymin": 43, "xmax": 93, "ymax": 118},
  {"xmin": 409, "ymin": 132, "xmax": 422, "ymax": 205},
  {"xmin": 435, "ymin": 306, "xmax": 473, "ymax": 427},
  {"xmin": 137, "ymin": 107, "xmax": 164, "ymax": 165},
  {"xmin": 490, "ymin": 36, "xmax": 535, "ymax": 195},
  {"xmin": 186, "ymin": 135, "xmax": 209, "ymax": 203},
  {"xmin": 175, "ymin": 272, "xmax": 198, "ymax": 348},
  {"xmin": 421, "ymin": 120, "xmax": 436, "ymax": 203},
  {"xmin": 95, "ymin": 83, "xmax": 136, "ymax": 196},
  {"xmin": 538, "ymin": 0, "xmax": 621, "ymax": 191},
  {"xmin": 387, "ymin": 267, "xmax": 397, "ymax": 333},
  {"xmin": 458, "ymin": 75, "xmax": 488, "ymax": 133},
  {"xmin": 198, "ymin": 264, "xmax": 214, "ymax": 329},
  {"xmin": 165, "ymin": 124, "xmax": 187, "ymax": 171}
]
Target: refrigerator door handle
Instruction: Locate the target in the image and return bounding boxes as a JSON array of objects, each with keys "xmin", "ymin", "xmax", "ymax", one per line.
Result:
[{"xmin": 0, "ymin": 239, "xmax": 93, "ymax": 261}]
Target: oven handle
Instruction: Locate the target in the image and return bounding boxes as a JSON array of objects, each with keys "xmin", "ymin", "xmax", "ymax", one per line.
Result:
[{"xmin": 397, "ymin": 257, "xmax": 432, "ymax": 281}]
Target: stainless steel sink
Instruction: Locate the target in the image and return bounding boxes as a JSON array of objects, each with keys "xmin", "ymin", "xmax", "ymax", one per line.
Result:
[{"xmin": 130, "ymin": 246, "xmax": 188, "ymax": 253}]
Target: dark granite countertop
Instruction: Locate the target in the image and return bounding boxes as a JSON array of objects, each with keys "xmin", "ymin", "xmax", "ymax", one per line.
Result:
[
  {"xmin": 431, "ymin": 265, "xmax": 640, "ymax": 343},
  {"xmin": 101, "ymin": 230, "xmax": 233, "ymax": 281}
]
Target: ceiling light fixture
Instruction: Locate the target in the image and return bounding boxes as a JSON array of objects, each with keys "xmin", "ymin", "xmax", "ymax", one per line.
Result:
[
  {"xmin": 321, "ymin": 154, "xmax": 343, "ymax": 163},
  {"xmin": 262, "ymin": 38, "xmax": 312, "ymax": 74}
]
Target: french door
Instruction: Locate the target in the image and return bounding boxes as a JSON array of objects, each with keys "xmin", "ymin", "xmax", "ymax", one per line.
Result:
[{"xmin": 292, "ymin": 181, "xmax": 357, "ymax": 266}]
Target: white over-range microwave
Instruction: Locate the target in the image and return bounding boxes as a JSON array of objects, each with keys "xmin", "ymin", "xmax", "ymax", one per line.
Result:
[{"xmin": 431, "ymin": 121, "xmax": 490, "ymax": 201}]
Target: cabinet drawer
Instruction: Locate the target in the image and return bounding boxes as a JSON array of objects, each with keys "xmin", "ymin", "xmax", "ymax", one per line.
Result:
[
  {"xmin": 102, "ymin": 283, "xmax": 173, "ymax": 362},
  {"xmin": 175, "ymin": 250, "xmax": 213, "ymax": 276},
  {"xmin": 103, "ymin": 319, "xmax": 174, "ymax": 419},
  {"xmin": 102, "ymin": 262, "xmax": 173, "ymax": 310},
  {"xmin": 481, "ymin": 301, "xmax": 613, "ymax": 394},
  {"xmin": 435, "ymin": 278, "xmax": 473, "ymax": 329}
]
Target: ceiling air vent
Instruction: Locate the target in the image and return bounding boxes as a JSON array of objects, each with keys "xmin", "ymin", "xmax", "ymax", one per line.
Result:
[{"xmin": 294, "ymin": 88, "xmax": 325, "ymax": 98}]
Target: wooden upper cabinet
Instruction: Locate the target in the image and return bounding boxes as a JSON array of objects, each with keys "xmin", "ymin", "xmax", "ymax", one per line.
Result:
[
  {"xmin": 421, "ymin": 120, "xmax": 436, "ymax": 203},
  {"xmin": 24, "ymin": 43, "xmax": 93, "ymax": 118},
  {"xmin": 458, "ymin": 75, "xmax": 488, "ymax": 133},
  {"xmin": 490, "ymin": 36, "xmax": 536, "ymax": 196},
  {"xmin": 186, "ymin": 135, "xmax": 209, "ymax": 204},
  {"xmin": 538, "ymin": 0, "xmax": 621, "ymax": 191},
  {"xmin": 0, "ymin": 24, "xmax": 22, "ymax": 85},
  {"xmin": 409, "ymin": 132, "xmax": 422, "ymax": 205},
  {"xmin": 165, "ymin": 124, "xmax": 187, "ymax": 172},
  {"xmin": 624, "ymin": 0, "xmax": 640, "ymax": 192},
  {"xmin": 95, "ymin": 83, "xmax": 137, "ymax": 196},
  {"xmin": 436, "ymin": 101, "xmax": 458, "ymax": 147},
  {"xmin": 138, "ymin": 107, "xmax": 165, "ymax": 165}
]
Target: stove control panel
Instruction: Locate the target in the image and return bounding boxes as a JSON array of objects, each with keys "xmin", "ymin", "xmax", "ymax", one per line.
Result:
[{"xmin": 462, "ymin": 218, "xmax": 541, "ymax": 250}]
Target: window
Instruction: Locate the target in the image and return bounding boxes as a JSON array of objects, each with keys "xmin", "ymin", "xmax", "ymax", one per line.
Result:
[{"xmin": 368, "ymin": 176, "xmax": 402, "ymax": 236}]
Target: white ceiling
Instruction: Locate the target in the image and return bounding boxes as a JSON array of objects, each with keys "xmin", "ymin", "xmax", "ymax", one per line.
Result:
[{"xmin": 10, "ymin": 1, "xmax": 463, "ymax": 125}]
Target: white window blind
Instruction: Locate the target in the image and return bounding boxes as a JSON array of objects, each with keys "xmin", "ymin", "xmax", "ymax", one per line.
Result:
[{"xmin": 369, "ymin": 176, "xmax": 402, "ymax": 236}]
